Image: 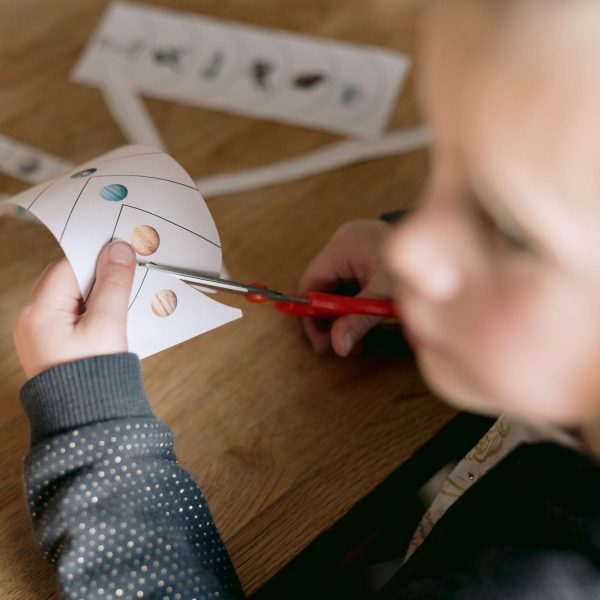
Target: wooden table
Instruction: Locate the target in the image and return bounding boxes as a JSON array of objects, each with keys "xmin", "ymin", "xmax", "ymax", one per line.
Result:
[{"xmin": 0, "ymin": 1, "xmax": 456, "ymax": 597}]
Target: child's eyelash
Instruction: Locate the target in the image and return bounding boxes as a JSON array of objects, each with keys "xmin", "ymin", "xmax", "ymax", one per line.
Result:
[
  {"xmin": 493, "ymin": 216, "xmax": 531, "ymax": 252},
  {"xmin": 473, "ymin": 201, "xmax": 532, "ymax": 253}
]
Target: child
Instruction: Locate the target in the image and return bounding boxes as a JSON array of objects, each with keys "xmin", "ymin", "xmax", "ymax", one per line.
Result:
[{"xmin": 13, "ymin": 0, "xmax": 600, "ymax": 597}]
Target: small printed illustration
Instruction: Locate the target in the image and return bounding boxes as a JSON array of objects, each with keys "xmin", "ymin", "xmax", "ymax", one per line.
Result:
[
  {"xmin": 293, "ymin": 72, "xmax": 326, "ymax": 90},
  {"xmin": 17, "ymin": 156, "xmax": 41, "ymax": 176},
  {"xmin": 341, "ymin": 83, "xmax": 362, "ymax": 107},
  {"xmin": 201, "ymin": 52, "xmax": 225, "ymax": 80},
  {"xmin": 152, "ymin": 47, "xmax": 184, "ymax": 71},
  {"xmin": 71, "ymin": 168, "xmax": 97, "ymax": 179},
  {"xmin": 251, "ymin": 59, "xmax": 275, "ymax": 89},
  {"xmin": 131, "ymin": 224, "xmax": 160, "ymax": 256},
  {"xmin": 100, "ymin": 183, "xmax": 129, "ymax": 201},
  {"xmin": 151, "ymin": 288, "xmax": 177, "ymax": 317}
]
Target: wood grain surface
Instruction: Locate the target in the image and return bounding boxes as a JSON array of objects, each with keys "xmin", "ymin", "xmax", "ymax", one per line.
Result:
[{"xmin": 0, "ymin": 1, "xmax": 456, "ymax": 597}]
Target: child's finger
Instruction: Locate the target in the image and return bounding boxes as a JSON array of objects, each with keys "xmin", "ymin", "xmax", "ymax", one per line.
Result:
[
  {"xmin": 329, "ymin": 285, "xmax": 388, "ymax": 357},
  {"xmin": 83, "ymin": 241, "xmax": 136, "ymax": 331},
  {"xmin": 27, "ymin": 257, "xmax": 82, "ymax": 313},
  {"xmin": 330, "ymin": 313, "xmax": 381, "ymax": 357},
  {"xmin": 298, "ymin": 239, "xmax": 351, "ymax": 296},
  {"xmin": 302, "ymin": 318, "xmax": 332, "ymax": 354},
  {"xmin": 298, "ymin": 260, "xmax": 340, "ymax": 296}
]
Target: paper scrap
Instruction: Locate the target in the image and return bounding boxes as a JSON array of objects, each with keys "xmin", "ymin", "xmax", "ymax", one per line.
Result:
[
  {"xmin": 0, "ymin": 135, "xmax": 74, "ymax": 184},
  {"xmin": 1, "ymin": 125, "xmax": 429, "ymax": 211},
  {"xmin": 195, "ymin": 126, "xmax": 430, "ymax": 197},
  {"xmin": 72, "ymin": 2, "xmax": 411, "ymax": 138},
  {"xmin": 2, "ymin": 145, "xmax": 242, "ymax": 358},
  {"xmin": 100, "ymin": 65, "xmax": 167, "ymax": 150}
]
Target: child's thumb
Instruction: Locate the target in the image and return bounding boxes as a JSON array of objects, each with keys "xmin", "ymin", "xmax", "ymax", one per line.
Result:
[
  {"xmin": 330, "ymin": 312, "xmax": 381, "ymax": 357},
  {"xmin": 84, "ymin": 240, "xmax": 136, "ymax": 332}
]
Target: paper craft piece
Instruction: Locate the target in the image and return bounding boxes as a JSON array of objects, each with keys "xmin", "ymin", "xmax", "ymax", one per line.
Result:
[
  {"xmin": 195, "ymin": 126, "xmax": 430, "ymax": 197},
  {"xmin": 2, "ymin": 145, "xmax": 242, "ymax": 358},
  {"xmin": 100, "ymin": 65, "xmax": 167, "ymax": 150},
  {"xmin": 72, "ymin": 2, "xmax": 410, "ymax": 138},
  {"xmin": 0, "ymin": 135, "xmax": 74, "ymax": 184}
]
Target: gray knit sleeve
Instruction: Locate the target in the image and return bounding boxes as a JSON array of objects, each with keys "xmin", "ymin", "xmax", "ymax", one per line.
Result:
[{"xmin": 21, "ymin": 353, "xmax": 244, "ymax": 600}]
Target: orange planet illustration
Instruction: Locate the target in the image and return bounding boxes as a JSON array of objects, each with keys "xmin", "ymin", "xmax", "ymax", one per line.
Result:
[
  {"xmin": 151, "ymin": 289, "xmax": 177, "ymax": 317},
  {"xmin": 131, "ymin": 224, "xmax": 160, "ymax": 256}
]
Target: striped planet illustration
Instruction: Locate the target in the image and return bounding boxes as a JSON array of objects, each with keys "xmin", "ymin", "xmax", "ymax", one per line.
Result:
[
  {"xmin": 151, "ymin": 289, "xmax": 177, "ymax": 317},
  {"xmin": 70, "ymin": 168, "xmax": 97, "ymax": 179},
  {"xmin": 100, "ymin": 183, "xmax": 128, "ymax": 202},
  {"xmin": 131, "ymin": 224, "xmax": 160, "ymax": 256}
]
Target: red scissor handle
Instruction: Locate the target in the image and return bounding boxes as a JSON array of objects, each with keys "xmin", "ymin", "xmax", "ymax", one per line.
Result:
[{"xmin": 274, "ymin": 291, "xmax": 398, "ymax": 319}]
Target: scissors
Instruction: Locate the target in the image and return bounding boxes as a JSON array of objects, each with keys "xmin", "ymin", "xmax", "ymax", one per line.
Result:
[{"xmin": 143, "ymin": 262, "xmax": 399, "ymax": 320}]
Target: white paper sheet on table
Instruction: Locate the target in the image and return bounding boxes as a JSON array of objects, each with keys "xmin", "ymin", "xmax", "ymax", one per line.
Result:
[
  {"xmin": 0, "ymin": 135, "xmax": 74, "ymax": 184},
  {"xmin": 1, "ymin": 145, "xmax": 242, "ymax": 358},
  {"xmin": 71, "ymin": 2, "xmax": 411, "ymax": 139}
]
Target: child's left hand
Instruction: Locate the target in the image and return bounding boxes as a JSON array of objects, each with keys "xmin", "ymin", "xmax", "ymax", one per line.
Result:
[{"xmin": 13, "ymin": 240, "xmax": 136, "ymax": 379}]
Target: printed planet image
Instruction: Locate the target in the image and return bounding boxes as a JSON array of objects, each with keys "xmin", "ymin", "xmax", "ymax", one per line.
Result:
[
  {"xmin": 70, "ymin": 168, "xmax": 97, "ymax": 179},
  {"xmin": 293, "ymin": 73, "xmax": 326, "ymax": 89},
  {"xmin": 151, "ymin": 289, "xmax": 177, "ymax": 317},
  {"xmin": 100, "ymin": 183, "xmax": 128, "ymax": 201},
  {"xmin": 131, "ymin": 224, "xmax": 160, "ymax": 256}
]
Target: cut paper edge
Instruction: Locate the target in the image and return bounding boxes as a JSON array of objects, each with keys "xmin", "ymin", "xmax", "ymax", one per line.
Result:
[
  {"xmin": 194, "ymin": 126, "xmax": 430, "ymax": 197},
  {"xmin": 127, "ymin": 266, "xmax": 242, "ymax": 359},
  {"xmin": 100, "ymin": 67, "xmax": 167, "ymax": 151},
  {"xmin": 0, "ymin": 145, "xmax": 241, "ymax": 360}
]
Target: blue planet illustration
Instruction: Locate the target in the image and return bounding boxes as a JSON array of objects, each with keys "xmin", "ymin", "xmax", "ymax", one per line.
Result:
[
  {"xmin": 71, "ymin": 168, "xmax": 97, "ymax": 179},
  {"xmin": 100, "ymin": 184, "xmax": 128, "ymax": 202}
]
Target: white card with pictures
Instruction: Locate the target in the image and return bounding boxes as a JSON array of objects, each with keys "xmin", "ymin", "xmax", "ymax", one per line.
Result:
[
  {"xmin": 135, "ymin": 9, "xmax": 198, "ymax": 90},
  {"xmin": 0, "ymin": 135, "xmax": 73, "ymax": 184},
  {"xmin": 2, "ymin": 145, "xmax": 242, "ymax": 359},
  {"xmin": 72, "ymin": 2, "xmax": 411, "ymax": 138}
]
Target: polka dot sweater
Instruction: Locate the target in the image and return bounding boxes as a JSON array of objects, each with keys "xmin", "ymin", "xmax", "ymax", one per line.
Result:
[{"xmin": 20, "ymin": 353, "xmax": 244, "ymax": 600}]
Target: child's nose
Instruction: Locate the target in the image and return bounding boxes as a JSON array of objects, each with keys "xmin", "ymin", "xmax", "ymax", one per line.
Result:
[{"xmin": 386, "ymin": 207, "xmax": 462, "ymax": 303}]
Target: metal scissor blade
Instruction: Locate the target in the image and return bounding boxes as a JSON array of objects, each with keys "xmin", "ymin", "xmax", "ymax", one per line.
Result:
[{"xmin": 142, "ymin": 262, "xmax": 309, "ymax": 304}]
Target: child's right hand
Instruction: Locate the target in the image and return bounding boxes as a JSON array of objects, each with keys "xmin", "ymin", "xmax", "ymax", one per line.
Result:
[
  {"xmin": 298, "ymin": 219, "xmax": 394, "ymax": 357},
  {"xmin": 13, "ymin": 241, "xmax": 136, "ymax": 379}
]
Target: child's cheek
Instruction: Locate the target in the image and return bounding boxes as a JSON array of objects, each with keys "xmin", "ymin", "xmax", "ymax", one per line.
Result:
[
  {"xmin": 453, "ymin": 294, "xmax": 540, "ymax": 407},
  {"xmin": 464, "ymin": 282, "xmax": 600, "ymax": 422}
]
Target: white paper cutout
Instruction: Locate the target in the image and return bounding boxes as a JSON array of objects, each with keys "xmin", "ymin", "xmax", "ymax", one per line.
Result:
[
  {"xmin": 194, "ymin": 126, "xmax": 430, "ymax": 197},
  {"xmin": 72, "ymin": 2, "xmax": 411, "ymax": 138},
  {"xmin": 1, "ymin": 126, "xmax": 429, "ymax": 212},
  {"xmin": 100, "ymin": 65, "xmax": 167, "ymax": 150},
  {"xmin": 0, "ymin": 135, "xmax": 74, "ymax": 184},
  {"xmin": 1, "ymin": 145, "xmax": 242, "ymax": 359}
]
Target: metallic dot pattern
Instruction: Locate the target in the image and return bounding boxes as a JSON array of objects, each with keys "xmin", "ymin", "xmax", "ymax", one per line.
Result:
[{"xmin": 25, "ymin": 419, "xmax": 241, "ymax": 599}]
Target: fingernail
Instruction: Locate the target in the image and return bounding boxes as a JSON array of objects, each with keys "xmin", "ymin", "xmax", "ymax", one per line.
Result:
[
  {"xmin": 343, "ymin": 331, "xmax": 356, "ymax": 356},
  {"xmin": 108, "ymin": 240, "xmax": 134, "ymax": 265}
]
